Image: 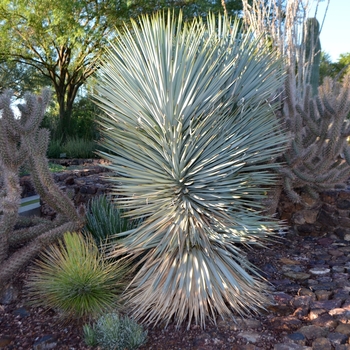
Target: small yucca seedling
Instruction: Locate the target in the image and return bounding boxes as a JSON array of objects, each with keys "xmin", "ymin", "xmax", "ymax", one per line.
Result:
[
  {"xmin": 84, "ymin": 194, "xmax": 141, "ymax": 247},
  {"xmin": 83, "ymin": 313, "xmax": 147, "ymax": 350},
  {"xmin": 26, "ymin": 232, "xmax": 128, "ymax": 321},
  {"xmin": 94, "ymin": 11, "xmax": 286, "ymax": 328}
]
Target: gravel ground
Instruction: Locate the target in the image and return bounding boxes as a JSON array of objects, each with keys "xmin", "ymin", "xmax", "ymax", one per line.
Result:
[{"xmin": 1, "ymin": 229, "xmax": 350, "ymax": 350}]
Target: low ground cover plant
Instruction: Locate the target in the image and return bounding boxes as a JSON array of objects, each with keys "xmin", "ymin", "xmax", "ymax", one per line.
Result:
[{"xmin": 83, "ymin": 312, "xmax": 147, "ymax": 349}]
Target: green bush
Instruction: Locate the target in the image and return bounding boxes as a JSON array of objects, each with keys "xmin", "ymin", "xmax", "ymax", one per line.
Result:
[
  {"xmin": 26, "ymin": 232, "xmax": 128, "ymax": 321},
  {"xmin": 94, "ymin": 12, "xmax": 286, "ymax": 328},
  {"xmin": 83, "ymin": 313, "xmax": 147, "ymax": 350},
  {"xmin": 47, "ymin": 136, "xmax": 98, "ymax": 159},
  {"xmin": 62, "ymin": 136, "xmax": 97, "ymax": 159}
]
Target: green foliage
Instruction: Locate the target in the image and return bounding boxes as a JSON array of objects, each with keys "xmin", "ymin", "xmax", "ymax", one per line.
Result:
[
  {"xmin": 19, "ymin": 162, "xmax": 66, "ymax": 176},
  {"xmin": 27, "ymin": 232, "xmax": 128, "ymax": 321},
  {"xmin": 320, "ymin": 51, "xmax": 337, "ymax": 84},
  {"xmin": 83, "ymin": 313, "xmax": 147, "ymax": 350},
  {"xmin": 61, "ymin": 137, "xmax": 97, "ymax": 159},
  {"xmin": 0, "ymin": 61, "xmax": 50, "ymax": 96},
  {"xmin": 47, "ymin": 137, "xmax": 98, "ymax": 159},
  {"xmin": 70, "ymin": 97, "xmax": 100, "ymax": 140},
  {"xmin": 94, "ymin": 12, "xmax": 286, "ymax": 328},
  {"xmin": 126, "ymin": 0, "xmax": 243, "ymax": 19},
  {"xmin": 321, "ymin": 52, "xmax": 350, "ymax": 82},
  {"xmin": 0, "ymin": 0, "xmax": 125, "ymax": 139},
  {"xmin": 84, "ymin": 195, "xmax": 142, "ymax": 247}
]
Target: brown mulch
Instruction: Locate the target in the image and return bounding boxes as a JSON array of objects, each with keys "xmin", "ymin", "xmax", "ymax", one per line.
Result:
[{"xmin": 0, "ymin": 230, "xmax": 347, "ymax": 350}]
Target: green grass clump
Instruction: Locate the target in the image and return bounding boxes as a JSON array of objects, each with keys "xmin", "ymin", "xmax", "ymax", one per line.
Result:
[
  {"xmin": 26, "ymin": 232, "xmax": 128, "ymax": 321},
  {"xmin": 83, "ymin": 313, "xmax": 147, "ymax": 350}
]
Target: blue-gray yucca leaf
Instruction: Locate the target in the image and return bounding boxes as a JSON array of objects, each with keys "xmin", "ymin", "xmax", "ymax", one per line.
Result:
[{"xmin": 94, "ymin": 11, "xmax": 286, "ymax": 328}]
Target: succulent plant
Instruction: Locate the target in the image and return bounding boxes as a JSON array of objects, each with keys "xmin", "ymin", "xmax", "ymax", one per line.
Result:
[{"xmin": 93, "ymin": 12, "xmax": 286, "ymax": 328}]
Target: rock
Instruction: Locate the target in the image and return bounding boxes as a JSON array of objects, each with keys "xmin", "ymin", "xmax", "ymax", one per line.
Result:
[
  {"xmin": 335, "ymin": 323, "xmax": 350, "ymax": 335},
  {"xmin": 335, "ymin": 346, "xmax": 350, "ymax": 350},
  {"xmin": 336, "ymin": 199, "xmax": 350, "ymax": 210},
  {"xmin": 327, "ymin": 332, "xmax": 348, "ymax": 346},
  {"xmin": 311, "ymin": 299, "xmax": 342, "ymax": 310},
  {"xmin": 328, "ymin": 249, "xmax": 344, "ymax": 257},
  {"xmin": 0, "ymin": 285, "xmax": 19, "ymax": 305},
  {"xmin": 311, "ymin": 283, "xmax": 337, "ymax": 292},
  {"xmin": 315, "ymin": 290, "xmax": 332, "ymax": 301},
  {"xmin": 285, "ymin": 332, "xmax": 306, "ymax": 345},
  {"xmin": 291, "ymin": 296, "xmax": 313, "ymax": 309},
  {"xmin": 311, "ymin": 338, "xmax": 332, "ymax": 350},
  {"xmin": 283, "ymin": 271, "xmax": 311, "ymax": 281},
  {"xmin": 332, "ymin": 266, "xmax": 345, "ymax": 273},
  {"xmin": 298, "ymin": 325, "xmax": 329, "ymax": 340},
  {"xmin": 237, "ymin": 331, "xmax": 261, "ymax": 344},
  {"xmin": 243, "ymin": 318, "xmax": 262, "ymax": 330},
  {"xmin": 309, "ymin": 268, "xmax": 331, "ymax": 276},
  {"xmin": 274, "ymin": 344, "xmax": 311, "ymax": 350},
  {"xmin": 0, "ymin": 336, "xmax": 14, "ymax": 347},
  {"xmin": 330, "ymin": 310, "xmax": 350, "ymax": 323},
  {"xmin": 13, "ymin": 307, "xmax": 30, "ymax": 318},
  {"xmin": 293, "ymin": 307, "xmax": 309, "ymax": 318},
  {"xmin": 344, "ymin": 234, "xmax": 350, "ymax": 241},
  {"xmin": 310, "ymin": 313, "xmax": 338, "ymax": 328},
  {"xmin": 32, "ymin": 335, "xmax": 57, "ymax": 350},
  {"xmin": 329, "ymin": 308, "xmax": 348, "ymax": 317},
  {"xmin": 309, "ymin": 309, "xmax": 327, "ymax": 320},
  {"xmin": 270, "ymin": 316, "xmax": 303, "ymax": 331},
  {"xmin": 298, "ymin": 288, "xmax": 316, "ymax": 297}
]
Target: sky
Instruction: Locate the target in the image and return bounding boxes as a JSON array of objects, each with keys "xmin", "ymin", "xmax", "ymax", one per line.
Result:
[{"xmin": 314, "ymin": 0, "xmax": 350, "ymax": 62}]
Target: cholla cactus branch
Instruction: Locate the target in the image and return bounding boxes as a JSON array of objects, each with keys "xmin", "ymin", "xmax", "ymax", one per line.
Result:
[
  {"xmin": 279, "ymin": 74, "xmax": 350, "ymax": 203},
  {"xmin": 0, "ymin": 90, "xmax": 84, "ymax": 290}
]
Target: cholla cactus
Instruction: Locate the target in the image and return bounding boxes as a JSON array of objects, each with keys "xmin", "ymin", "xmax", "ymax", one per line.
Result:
[
  {"xmin": 0, "ymin": 90, "xmax": 83, "ymax": 289},
  {"xmin": 279, "ymin": 72, "xmax": 350, "ymax": 204},
  {"xmin": 242, "ymin": 0, "xmax": 350, "ymax": 210}
]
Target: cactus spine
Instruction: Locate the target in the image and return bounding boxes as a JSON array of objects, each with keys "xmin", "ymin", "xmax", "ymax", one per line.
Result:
[{"xmin": 0, "ymin": 90, "xmax": 84, "ymax": 290}]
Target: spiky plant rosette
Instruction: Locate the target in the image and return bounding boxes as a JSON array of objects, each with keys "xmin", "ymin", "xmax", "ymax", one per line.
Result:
[
  {"xmin": 94, "ymin": 12, "xmax": 286, "ymax": 328},
  {"xmin": 26, "ymin": 232, "xmax": 128, "ymax": 321}
]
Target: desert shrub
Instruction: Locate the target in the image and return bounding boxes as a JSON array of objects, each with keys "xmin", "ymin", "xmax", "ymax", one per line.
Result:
[
  {"xmin": 93, "ymin": 12, "xmax": 286, "ymax": 328},
  {"xmin": 83, "ymin": 312, "xmax": 147, "ymax": 350},
  {"xmin": 27, "ymin": 232, "xmax": 128, "ymax": 321}
]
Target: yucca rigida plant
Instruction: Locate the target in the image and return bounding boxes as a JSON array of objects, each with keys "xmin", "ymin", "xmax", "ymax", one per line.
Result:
[{"xmin": 93, "ymin": 11, "xmax": 287, "ymax": 328}]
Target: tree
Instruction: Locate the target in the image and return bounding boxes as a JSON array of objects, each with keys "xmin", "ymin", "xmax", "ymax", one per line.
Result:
[
  {"xmin": 0, "ymin": 0, "xmax": 126, "ymax": 139},
  {"xmin": 0, "ymin": 0, "xmax": 243, "ymax": 140},
  {"xmin": 125, "ymin": 0, "xmax": 244, "ymax": 19},
  {"xmin": 320, "ymin": 52, "xmax": 350, "ymax": 83},
  {"xmin": 0, "ymin": 60, "xmax": 50, "ymax": 96}
]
